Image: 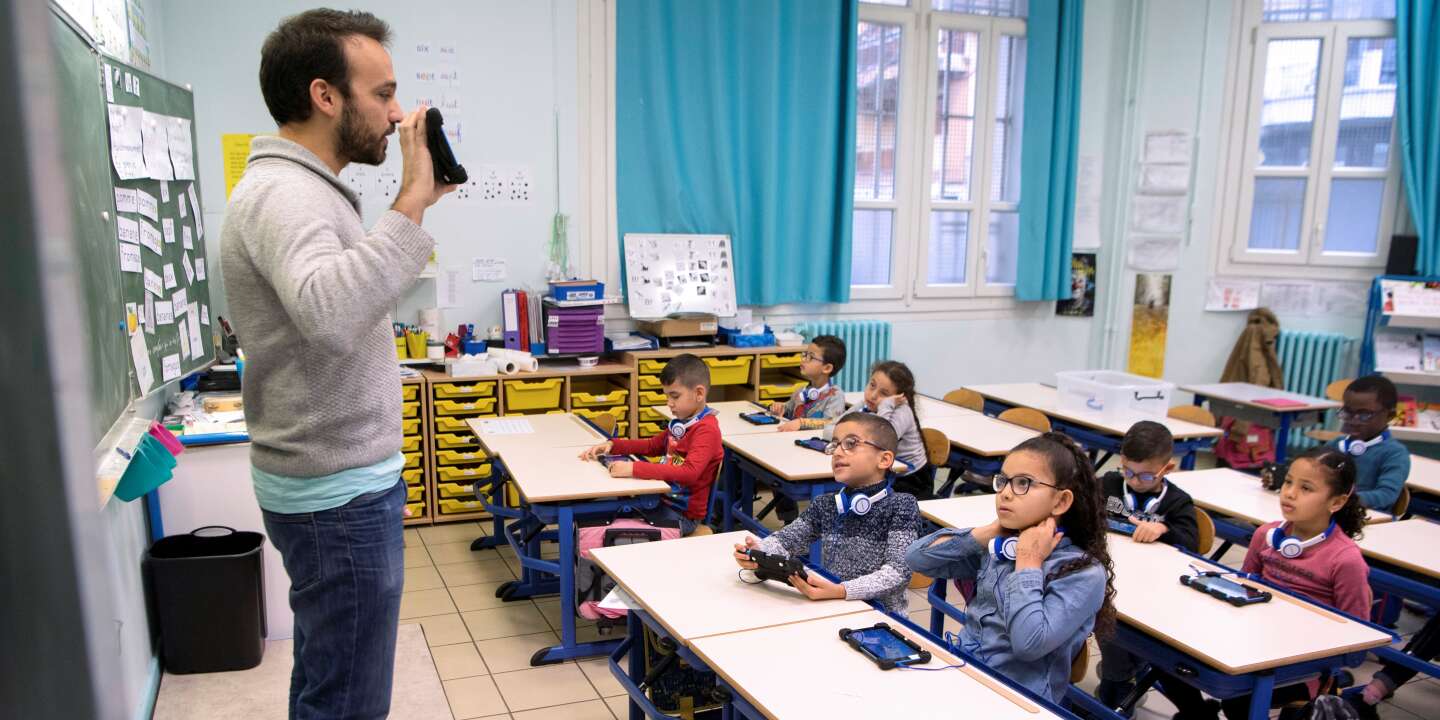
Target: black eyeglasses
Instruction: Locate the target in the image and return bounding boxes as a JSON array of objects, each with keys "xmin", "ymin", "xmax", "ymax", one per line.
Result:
[
  {"xmin": 801, "ymin": 351, "xmax": 822, "ymax": 362},
  {"xmin": 1120, "ymin": 466, "xmax": 1162, "ymax": 484},
  {"xmin": 992, "ymin": 473, "xmax": 1059, "ymax": 495},
  {"xmin": 824, "ymin": 435, "xmax": 888, "ymax": 455},
  {"xmin": 1337, "ymin": 409, "xmax": 1379, "ymax": 423}
]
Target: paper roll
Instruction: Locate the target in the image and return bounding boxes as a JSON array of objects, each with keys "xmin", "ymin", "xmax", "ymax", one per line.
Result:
[{"xmin": 488, "ymin": 347, "xmax": 540, "ymax": 372}]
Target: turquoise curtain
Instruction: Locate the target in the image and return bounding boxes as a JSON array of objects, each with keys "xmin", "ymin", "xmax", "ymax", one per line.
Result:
[
  {"xmin": 616, "ymin": 0, "xmax": 858, "ymax": 306},
  {"xmin": 1015, "ymin": 0, "xmax": 1085, "ymax": 301},
  {"xmin": 1399, "ymin": 2, "xmax": 1440, "ymax": 275}
]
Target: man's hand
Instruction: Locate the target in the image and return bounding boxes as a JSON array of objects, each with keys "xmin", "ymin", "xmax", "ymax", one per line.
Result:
[
  {"xmin": 788, "ymin": 572, "xmax": 846, "ymax": 600},
  {"xmin": 608, "ymin": 461, "xmax": 635, "ymax": 478},
  {"xmin": 579, "ymin": 441, "xmax": 613, "ymax": 461},
  {"xmin": 391, "ymin": 106, "xmax": 456, "ymax": 224},
  {"xmin": 1130, "ymin": 517, "xmax": 1168, "ymax": 544},
  {"xmin": 733, "ymin": 536, "xmax": 761, "ymax": 570}
]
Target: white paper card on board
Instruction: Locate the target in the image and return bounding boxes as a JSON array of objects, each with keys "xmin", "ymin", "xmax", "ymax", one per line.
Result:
[
  {"xmin": 161, "ymin": 354, "xmax": 181, "ymax": 381},
  {"xmin": 104, "ymin": 64, "xmax": 115, "ymax": 103},
  {"xmin": 201, "ymin": 305, "xmax": 210, "ymax": 326},
  {"xmin": 177, "ymin": 329, "xmax": 191, "ymax": 363},
  {"xmin": 166, "ymin": 117, "xmax": 195, "ymax": 180},
  {"xmin": 138, "ymin": 220, "xmax": 162, "ymax": 256},
  {"xmin": 140, "ymin": 110, "xmax": 175, "ymax": 181},
  {"xmin": 1142, "ymin": 129, "xmax": 1193, "ymax": 164},
  {"xmin": 182, "ymin": 252, "xmax": 194, "ymax": 284},
  {"xmin": 188, "ymin": 184, "xmax": 204, "ymax": 238},
  {"xmin": 135, "ymin": 189, "xmax": 158, "ymax": 221},
  {"xmin": 472, "ymin": 257, "xmax": 507, "ymax": 282},
  {"xmin": 1072, "ymin": 154, "xmax": 1102, "ymax": 251},
  {"xmin": 119, "ymin": 243, "xmax": 142, "ymax": 273},
  {"xmin": 145, "ymin": 295, "xmax": 156, "ymax": 334},
  {"xmin": 143, "ymin": 268, "xmax": 164, "ymax": 297},
  {"xmin": 130, "ymin": 330, "xmax": 155, "ymax": 394},
  {"xmin": 162, "ymin": 218, "xmax": 175, "ymax": 244},
  {"xmin": 117, "ymin": 215, "xmax": 139, "ymax": 245},
  {"xmin": 195, "ymin": 258, "xmax": 206, "ymax": 281},
  {"xmin": 182, "ymin": 225, "xmax": 193, "ymax": 250},
  {"xmin": 1138, "ymin": 164, "xmax": 1190, "ymax": 195},
  {"xmin": 154, "ymin": 300, "xmax": 174, "ymax": 325},
  {"xmin": 162, "ymin": 263, "xmax": 176, "ymax": 289},
  {"xmin": 173, "ymin": 288, "xmax": 188, "ymax": 314},
  {"xmin": 160, "ymin": 180, "xmax": 170, "ymax": 203},
  {"xmin": 107, "ymin": 103, "xmax": 146, "ymax": 179},
  {"xmin": 1129, "ymin": 195, "xmax": 1187, "ymax": 235},
  {"xmin": 1205, "ymin": 278, "xmax": 1261, "ymax": 312},
  {"xmin": 114, "ymin": 187, "xmax": 138, "ymax": 213},
  {"xmin": 1128, "ymin": 235, "xmax": 1181, "ymax": 272},
  {"xmin": 187, "ymin": 304, "xmax": 203, "ymax": 359},
  {"xmin": 177, "ymin": 191, "xmax": 187, "ymax": 218},
  {"xmin": 1260, "ymin": 281, "xmax": 1315, "ymax": 316},
  {"xmin": 1314, "ymin": 282, "xmax": 1369, "ymax": 317}
]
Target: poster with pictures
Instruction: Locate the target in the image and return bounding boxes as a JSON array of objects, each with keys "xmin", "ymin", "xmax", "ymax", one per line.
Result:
[
  {"xmin": 1056, "ymin": 253, "xmax": 1097, "ymax": 317},
  {"xmin": 1127, "ymin": 273, "xmax": 1172, "ymax": 379},
  {"xmin": 622, "ymin": 233, "xmax": 737, "ymax": 319}
]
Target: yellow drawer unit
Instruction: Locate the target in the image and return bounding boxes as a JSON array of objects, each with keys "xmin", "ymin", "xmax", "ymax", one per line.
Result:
[
  {"xmin": 401, "ymin": 435, "xmax": 422, "ymax": 452},
  {"xmin": 574, "ymin": 406, "xmax": 628, "ymax": 423},
  {"xmin": 637, "ymin": 406, "xmax": 666, "ymax": 423},
  {"xmin": 501, "ymin": 409, "xmax": 567, "ymax": 417},
  {"xmin": 503, "ymin": 377, "xmax": 564, "ymax": 412},
  {"xmin": 569, "ymin": 378, "xmax": 630, "ymax": 409},
  {"xmin": 638, "ymin": 374, "xmax": 662, "ymax": 390},
  {"xmin": 402, "ymin": 468, "xmax": 423, "ymax": 486},
  {"xmin": 614, "ymin": 421, "xmax": 629, "ymax": 437},
  {"xmin": 435, "ymin": 432, "xmax": 480, "ymax": 450},
  {"xmin": 639, "ymin": 390, "xmax": 667, "ymax": 406},
  {"xmin": 438, "ymin": 498, "xmax": 485, "ymax": 515},
  {"xmin": 402, "ymin": 418, "xmax": 421, "ymax": 436},
  {"xmin": 637, "ymin": 358, "xmax": 668, "ymax": 374},
  {"xmin": 759, "ymin": 353, "xmax": 804, "ymax": 369},
  {"xmin": 405, "ymin": 501, "xmax": 426, "ymax": 518},
  {"xmin": 434, "ymin": 415, "xmax": 498, "ymax": 433},
  {"xmin": 702, "ymin": 356, "xmax": 752, "ymax": 385},
  {"xmin": 758, "ymin": 379, "xmax": 807, "ymax": 402},
  {"xmin": 432, "ymin": 381, "xmax": 497, "ymax": 400},
  {"xmin": 434, "ymin": 398, "xmax": 498, "ymax": 416},
  {"xmin": 401, "ymin": 401, "xmax": 420, "ymax": 418},
  {"xmin": 436, "ymin": 481, "xmax": 479, "ymax": 500},
  {"xmin": 435, "ymin": 449, "xmax": 489, "ymax": 466},
  {"xmin": 406, "ymin": 485, "xmax": 423, "ymax": 502},
  {"xmin": 638, "ymin": 421, "xmax": 664, "ymax": 438},
  {"xmin": 436, "ymin": 463, "xmax": 494, "ymax": 483},
  {"xmin": 403, "ymin": 451, "xmax": 422, "ymax": 469},
  {"xmin": 401, "ymin": 384, "xmax": 419, "ymax": 401}
]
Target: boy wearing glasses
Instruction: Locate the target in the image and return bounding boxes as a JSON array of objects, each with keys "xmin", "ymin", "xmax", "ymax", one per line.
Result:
[
  {"xmin": 770, "ymin": 335, "xmax": 848, "ymax": 433},
  {"xmin": 731, "ymin": 413, "xmax": 918, "ymax": 613},
  {"xmin": 1326, "ymin": 374, "xmax": 1408, "ymax": 511},
  {"xmin": 1096, "ymin": 420, "xmax": 1199, "ymax": 709}
]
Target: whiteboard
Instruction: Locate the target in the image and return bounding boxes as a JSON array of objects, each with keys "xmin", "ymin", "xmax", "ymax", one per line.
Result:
[{"xmin": 623, "ymin": 234, "xmax": 738, "ymax": 319}]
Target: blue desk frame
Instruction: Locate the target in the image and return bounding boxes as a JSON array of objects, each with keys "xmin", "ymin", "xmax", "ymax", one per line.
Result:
[
  {"xmin": 720, "ymin": 449, "xmax": 842, "ymax": 563},
  {"xmin": 1187, "ymin": 392, "xmax": 1327, "ymax": 465},
  {"xmin": 980, "ymin": 400, "xmax": 1214, "ymax": 470}
]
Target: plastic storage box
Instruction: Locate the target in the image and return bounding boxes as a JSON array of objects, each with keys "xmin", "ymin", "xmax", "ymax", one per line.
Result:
[
  {"xmin": 503, "ymin": 378, "xmax": 564, "ymax": 411},
  {"xmin": 703, "ymin": 356, "xmax": 753, "ymax": 385},
  {"xmin": 1055, "ymin": 370, "xmax": 1174, "ymax": 420}
]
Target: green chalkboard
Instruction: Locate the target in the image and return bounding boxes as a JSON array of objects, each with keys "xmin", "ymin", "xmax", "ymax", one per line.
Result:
[{"xmin": 51, "ymin": 10, "xmax": 214, "ymax": 439}]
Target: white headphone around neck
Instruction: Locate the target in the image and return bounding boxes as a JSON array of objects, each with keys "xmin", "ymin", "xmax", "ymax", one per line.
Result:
[
  {"xmin": 1123, "ymin": 482, "xmax": 1168, "ymax": 516},
  {"xmin": 801, "ymin": 384, "xmax": 831, "ymax": 403},
  {"xmin": 668, "ymin": 407, "xmax": 713, "ymax": 440},
  {"xmin": 1340, "ymin": 430, "xmax": 1390, "ymax": 457},
  {"xmin": 835, "ymin": 480, "xmax": 892, "ymax": 517},
  {"xmin": 1266, "ymin": 521, "xmax": 1336, "ymax": 558}
]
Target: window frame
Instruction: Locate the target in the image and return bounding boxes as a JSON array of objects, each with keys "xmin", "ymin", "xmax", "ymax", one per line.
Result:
[{"xmin": 1216, "ymin": 2, "xmax": 1404, "ymax": 280}]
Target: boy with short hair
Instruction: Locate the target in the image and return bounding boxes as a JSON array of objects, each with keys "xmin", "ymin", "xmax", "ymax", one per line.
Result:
[
  {"xmin": 580, "ymin": 354, "xmax": 721, "ymax": 536},
  {"xmin": 1096, "ymin": 420, "xmax": 1200, "ymax": 709},
  {"xmin": 770, "ymin": 335, "xmax": 848, "ymax": 433},
  {"xmin": 731, "ymin": 412, "xmax": 919, "ymax": 613},
  {"xmin": 1327, "ymin": 374, "xmax": 1409, "ymax": 511}
]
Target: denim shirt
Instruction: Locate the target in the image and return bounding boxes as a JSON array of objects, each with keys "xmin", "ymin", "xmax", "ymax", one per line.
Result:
[{"xmin": 905, "ymin": 528, "xmax": 1106, "ymax": 703}]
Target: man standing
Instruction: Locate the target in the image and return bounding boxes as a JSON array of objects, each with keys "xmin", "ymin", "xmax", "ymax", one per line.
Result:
[{"xmin": 220, "ymin": 9, "xmax": 452, "ymax": 718}]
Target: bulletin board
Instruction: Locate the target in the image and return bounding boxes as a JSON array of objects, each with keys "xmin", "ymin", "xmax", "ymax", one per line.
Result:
[{"xmin": 622, "ymin": 233, "xmax": 738, "ymax": 319}]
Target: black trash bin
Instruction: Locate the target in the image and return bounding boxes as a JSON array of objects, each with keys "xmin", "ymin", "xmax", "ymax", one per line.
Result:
[{"xmin": 144, "ymin": 526, "xmax": 266, "ymax": 674}]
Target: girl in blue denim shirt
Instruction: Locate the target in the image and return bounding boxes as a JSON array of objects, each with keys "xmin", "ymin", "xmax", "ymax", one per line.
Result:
[{"xmin": 906, "ymin": 432, "xmax": 1117, "ymax": 703}]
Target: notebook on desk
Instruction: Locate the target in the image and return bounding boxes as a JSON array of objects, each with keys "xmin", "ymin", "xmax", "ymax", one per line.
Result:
[{"xmin": 1254, "ymin": 398, "xmax": 1307, "ymax": 408}]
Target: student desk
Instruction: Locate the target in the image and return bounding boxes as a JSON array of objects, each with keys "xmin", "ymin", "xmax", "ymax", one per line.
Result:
[
  {"xmin": 1167, "ymin": 468, "xmax": 1392, "ymax": 560},
  {"xmin": 656, "ymin": 400, "xmax": 781, "ymax": 436},
  {"xmin": 968, "ymin": 383, "xmax": 1220, "ymax": 469},
  {"xmin": 1354, "ymin": 519, "xmax": 1440, "ymax": 683},
  {"xmin": 589, "ymin": 532, "xmax": 1073, "ymax": 720},
  {"xmin": 1181, "ymin": 383, "xmax": 1339, "ymax": 464},
  {"xmin": 922, "ymin": 414, "xmax": 1040, "ymax": 494},
  {"xmin": 842, "ymin": 391, "xmax": 978, "ymax": 420},
  {"xmin": 917, "ymin": 498, "xmax": 1396, "ymax": 720},
  {"xmin": 467, "ymin": 413, "xmax": 671, "ymax": 665},
  {"xmin": 1406, "ymin": 455, "xmax": 1440, "ymax": 519},
  {"xmin": 720, "ymin": 431, "xmax": 846, "ymax": 559}
]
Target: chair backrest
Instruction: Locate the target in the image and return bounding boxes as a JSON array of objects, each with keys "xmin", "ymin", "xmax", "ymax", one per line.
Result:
[
  {"xmin": 943, "ymin": 388, "xmax": 985, "ymax": 412},
  {"xmin": 1069, "ymin": 641, "xmax": 1089, "ymax": 684},
  {"xmin": 1392, "ymin": 486, "xmax": 1410, "ymax": 518},
  {"xmin": 591, "ymin": 414, "xmax": 618, "ymax": 438},
  {"xmin": 998, "ymin": 407, "xmax": 1052, "ymax": 433},
  {"xmin": 921, "ymin": 428, "xmax": 951, "ymax": 467},
  {"xmin": 1195, "ymin": 508, "xmax": 1216, "ymax": 556},
  {"xmin": 1168, "ymin": 405, "xmax": 1217, "ymax": 428},
  {"xmin": 1324, "ymin": 379, "xmax": 1352, "ymax": 402}
]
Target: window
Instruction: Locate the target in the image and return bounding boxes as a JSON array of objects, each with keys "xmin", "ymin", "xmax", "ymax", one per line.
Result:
[
  {"xmin": 852, "ymin": 0, "xmax": 1027, "ymax": 301},
  {"xmin": 1221, "ymin": 0, "xmax": 1401, "ymax": 275}
]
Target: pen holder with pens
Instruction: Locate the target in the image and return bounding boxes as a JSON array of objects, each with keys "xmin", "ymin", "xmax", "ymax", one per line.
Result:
[
  {"xmin": 405, "ymin": 331, "xmax": 428, "ymax": 359},
  {"xmin": 395, "ymin": 337, "xmax": 409, "ymax": 359}
]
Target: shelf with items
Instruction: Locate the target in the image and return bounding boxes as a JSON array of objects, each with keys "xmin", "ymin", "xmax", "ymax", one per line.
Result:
[
  {"xmin": 1375, "ymin": 369, "xmax": 1440, "ymax": 387},
  {"xmin": 401, "ymin": 375, "xmax": 430, "ymax": 525},
  {"xmin": 1362, "ymin": 276, "xmax": 1440, "ymax": 443}
]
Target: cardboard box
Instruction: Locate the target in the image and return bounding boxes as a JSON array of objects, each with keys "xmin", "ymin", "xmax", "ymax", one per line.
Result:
[{"xmin": 638, "ymin": 314, "xmax": 719, "ymax": 338}]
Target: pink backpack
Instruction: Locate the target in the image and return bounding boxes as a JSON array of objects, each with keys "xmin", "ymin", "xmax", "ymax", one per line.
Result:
[
  {"xmin": 1213, "ymin": 417, "xmax": 1277, "ymax": 469},
  {"xmin": 575, "ymin": 518, "xmax": 681, "ymax": 623}
]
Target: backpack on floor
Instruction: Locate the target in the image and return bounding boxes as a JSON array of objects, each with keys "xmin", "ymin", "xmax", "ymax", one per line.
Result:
[
  {"xmin": 575, "ymin": 517, "xmax": 681, "ymax": 628},
  {"xmin": 1214, "ymin": 417, "xmax": 1277, "ymax": 469},
  {"xmin": 642, "ymin": 628, "xmax": 725, "ymax": 718}
]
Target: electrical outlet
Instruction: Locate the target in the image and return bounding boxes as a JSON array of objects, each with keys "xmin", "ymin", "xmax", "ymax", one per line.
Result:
[
  {"xmin": 480, "ymin": 167, "xmax": 504, "ymax": 201},
  {"xmin": 376, "ymin": 168, "xmax": 400, "ymax": 201},
  {"xmin": 506, "ymin": 167, "xmax": 531, "ymax": 203}
]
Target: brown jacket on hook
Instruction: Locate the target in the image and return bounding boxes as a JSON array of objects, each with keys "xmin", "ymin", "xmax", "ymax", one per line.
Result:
[{"xmin": 1220, "ymin": 308, "xmax": 1283, "ymax": 389}]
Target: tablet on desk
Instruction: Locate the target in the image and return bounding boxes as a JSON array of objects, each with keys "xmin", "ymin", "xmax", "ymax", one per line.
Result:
[{"xmin": 740, "ymin": 412, "xmax": 780, "ymax": 426}]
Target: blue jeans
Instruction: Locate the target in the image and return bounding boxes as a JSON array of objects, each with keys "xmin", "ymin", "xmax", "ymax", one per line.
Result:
[{"xmin": 262, "ymin": 479, "xmax": 405, "ymax": 720}]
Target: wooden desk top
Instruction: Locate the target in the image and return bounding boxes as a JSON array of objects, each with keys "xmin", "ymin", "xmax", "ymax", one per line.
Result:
[
  {"xmin": 968, "ymin": 383, "xmax": 1221, "ymax": 440},
  {"xmin": 495, "ymin": 443, "xmax": 670, "ymax": 504},
  {"xmin": 466, "ymin": 414, "xmax": 606, "ymax": 456},
  {"xmin": 658, "ymin": 401, "xmax": 780, "ymax": 436},
  {"xmin": 919, "ymin": 495, "xmax": 1000, "ymax": 531},
  {"xmin": 922, "ymin": 414, "xmax": 1039, "ymax": 457},
  {"xmin": 1169, "ymin": 468, "xmax": 1391, "ymax": 527},
  {"xmin": 1180, "ymin": 382, "xmax": 1339, "ymax": 413},
  {"xmin": 1106, "ymin": 535, "xmax": 1392, "ymax": 674},
  {"xmin": 423, "ymin": 363, "xmax": 632, "ymax": 383},
  {"xmin": 589, "ymin": 531, "xmax": 871, "ymax": 642},
  {"xmin": 723, "ymin": 431, "xmax": 839, "ymax": 482},
  {"xmin": 1354, "ymin": 519, "xmax": 1440, "ymax": 579},
  {"xmin": 842, "ymin": 392, "xmax": 976, "ymax": 420},
  {"xmin": 689, "ymin": 610, "xmax": 1054, "ymax": 719},
  {"xmin": 1407, "ymin": 455, "xmax": 1440, "ymax": 496}
]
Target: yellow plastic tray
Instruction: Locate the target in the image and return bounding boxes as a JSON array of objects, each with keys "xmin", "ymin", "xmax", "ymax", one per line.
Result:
[
  {"xmin": 404, "ymin": 452, "xmax": 422, "ymax": 469},
  {"xmin": 436, "ymin": 482, "xmax": 473, "ymax": 500},
  {"xmin": 638, "ymin": 421, "xmax": 663, "ymax": 438},
  {"xmin": 570, "ymin": 387, "xmax": 630, "ymax": 408},
  {"xmin": 435, "ymin": 449, "xmax": 488, "ymax": 466},
  {"xmin": 637, "ymin": 406, "xmax": 666, "ymax": 423},
  {"xmin": 405, "ymin": 501, "xmax": 426, "ymax": 518},
  {"xmin": 406, "ymin": 485, "xmax": 423, "ymax": 502},
  {"xmin": 438, "ymin": 498, "xmax": 484, "ymax": 515},
  {"xmin": 402, "ymin": 468, "xmax": 423, "ymax": 486},
  {"xmin": 402, "ymin": 401, "xmax": 420, "ymax": 418},
  {"xmin": 434, "ymin": 415, "xmax": 497, "ymax": 433},
  {"xmin": 402, "ymin": 385, "xmax": 420, "ymax": 401},
  {"xmin": 639, "ymin": 390, "xmax": 667, "ymax": 406},
  {"xmin": 435, "ymin": 432, "xmax": 480, "ymax": 450},
  {"xmin": 503, "ymin": 377, "xmax": 564, "ymax": 411},
  {"xmin": 402, "ymin": 418, "xmax": 421, "ymax": 436},
  {"xmin": 502, "ymin": 409, "xmax": 566, "ymax": 417},
  {"xmin": 615, "ymin": 421, "xmax": 629, "ymax": 437},
  {"xmin": 401, "ymin": 435, "xmax": 421, "ymax": 452},
  {"xmin": 758, "ymin": 379, "xmax": 807, "ymax": 402},
  {"xmin": 703, "ymin": 356, "xmax": 752, "ymax": 385},
  {"xmin": 638, "ymin": 374, "xmax": 662, "ymax": 390},
  {"xmin": 436, "ymin": 464, "xmax": 493, "ymax": 483},
  {"xmin": 432, "ymin": 381, "xmax": 497, "ymax": 399},
  {"xmin": 637, "ymin": 359, "xmax": 667, "ymax": 374},
  {"xmin": 433, "ymin": 397, "xmax": 499, "ymax": 416},
  {"xmin": 759, "ymin": 353, "xmax": 804, "ymax": 369},
  {"xmin": 574, "ymin": 406, "xmax": 628, "ymax": 422}
]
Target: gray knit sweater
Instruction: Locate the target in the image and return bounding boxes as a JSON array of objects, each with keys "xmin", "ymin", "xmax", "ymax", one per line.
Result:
[
  {"xmin": 757, "ymin": 480, "xmax": 918, "ymax": 613},
  {"xmin": 220, "ymin": 136, "xmax": 434, "ymax": 477}
]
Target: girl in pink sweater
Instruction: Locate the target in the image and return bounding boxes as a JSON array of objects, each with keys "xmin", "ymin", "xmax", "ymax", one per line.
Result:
[{"xmin": 1169, "ymin": 446, "xmax": 1372, "ymax": 719}]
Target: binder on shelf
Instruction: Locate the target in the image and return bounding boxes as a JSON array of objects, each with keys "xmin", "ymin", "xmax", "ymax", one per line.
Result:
[
  {"xmin": 517, "ymin": 290, "xmax": 531, "ymax": 352},
  {"xmin": 502, "ymin": 290, "xmax": 521, "ymax": 349}
]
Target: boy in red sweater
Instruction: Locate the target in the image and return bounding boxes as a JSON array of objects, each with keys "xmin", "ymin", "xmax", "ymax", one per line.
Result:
[{"xmin": 579, "ymin": 354, "xmax": 721, "ymax": 535}]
